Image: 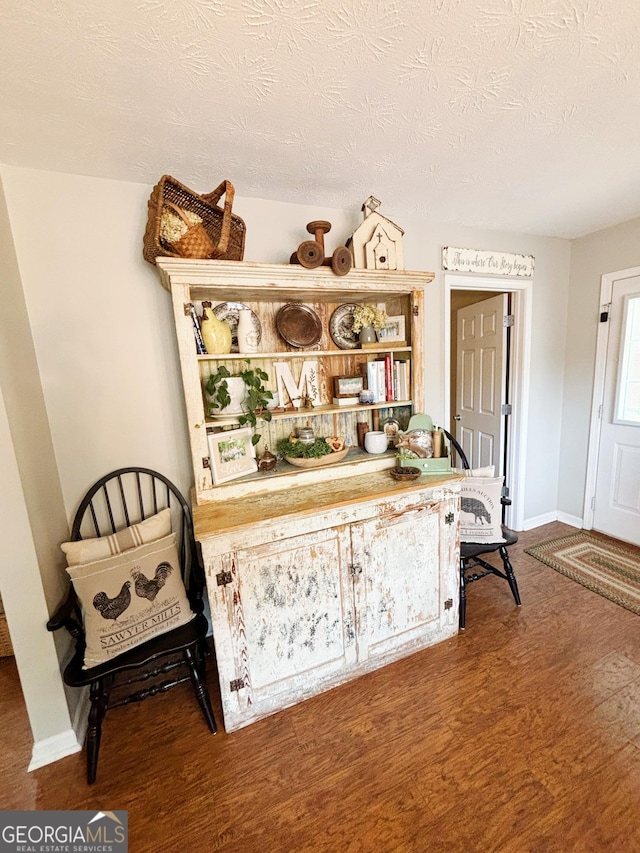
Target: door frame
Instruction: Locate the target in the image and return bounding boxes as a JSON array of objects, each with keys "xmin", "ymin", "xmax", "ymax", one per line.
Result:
[
  {"xmin": 584, "ymin": 265, "xmax": 640, "ymax": 530},
  {"xmin": 444, "ymin": 274, "xmax": 533, "ymax": 531}
]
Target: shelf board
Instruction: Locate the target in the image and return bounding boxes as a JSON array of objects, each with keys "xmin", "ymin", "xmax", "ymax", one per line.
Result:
[
  {"xmin": 157, "ymin": 258, "xmax": 434, "ymax": 301},
  {"xmin": 206, "ymin": 401, "xmax": 412, "ymax": 428},
  {"xmin": 197, "ymin": 447, "xmax": 400, "ymax": 502},
  {"xmin": 197, "ymin": 346, "xmax": 412, "ymax": 361}
]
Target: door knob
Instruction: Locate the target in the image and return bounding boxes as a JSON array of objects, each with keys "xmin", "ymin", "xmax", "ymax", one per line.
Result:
[{"xmin": 453, "ymin": 415, "xmax": 461, "ymax": 421}]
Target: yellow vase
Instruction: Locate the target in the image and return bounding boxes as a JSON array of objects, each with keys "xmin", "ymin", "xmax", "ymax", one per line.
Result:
[{"xmin": 201, "ymin": 306, "xmax": 232, "ymax": 354}]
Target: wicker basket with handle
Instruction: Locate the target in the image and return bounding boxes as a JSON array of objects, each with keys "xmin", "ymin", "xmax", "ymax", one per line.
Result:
[{"xmin": 143, "ymin": 176, "xmax": 246, "ymax": 264}]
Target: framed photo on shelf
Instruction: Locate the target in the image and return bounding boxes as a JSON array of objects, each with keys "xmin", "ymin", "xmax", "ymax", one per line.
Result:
[
  {"xmin": 207, "ymin": 427, "xmax": 257, "ymax": 484},
  {"xmin": 333, "ymin": 375, "xmax": 364, "ymax": 398},
  {"xmin": 377, "ymin": 315, "xmax": 406, "ymax": 344}
]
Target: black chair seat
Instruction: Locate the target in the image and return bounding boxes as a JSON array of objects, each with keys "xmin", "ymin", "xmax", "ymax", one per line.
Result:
[
  {"xmin": 460, "ymin": 527, "xmax": 519, "ymax": 559},
  {"xmin": 63, "ymin": 613, "xmax": 210, "ymax": 687}
]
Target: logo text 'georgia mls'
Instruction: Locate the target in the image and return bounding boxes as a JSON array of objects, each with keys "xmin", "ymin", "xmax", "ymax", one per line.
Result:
[{"xmin": 0, "ymin": 810, "xmax": 128, "ymax": 852}]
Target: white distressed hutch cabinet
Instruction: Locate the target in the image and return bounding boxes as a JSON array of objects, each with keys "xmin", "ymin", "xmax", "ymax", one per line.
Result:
[{"xmin": 157, "ymin": 258, "xmax": 461, "ymax": 731}]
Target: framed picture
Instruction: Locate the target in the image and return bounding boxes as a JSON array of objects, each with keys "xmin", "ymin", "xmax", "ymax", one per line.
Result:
[
  {"xmin": 333, "ymin": 375, "xmax": 364, "ymax": 398},
  {"xmin": 377, "ymin": 315, "xmax": 406, "ymax": 344},
  {"xmin": 207, "ymin": 427, "xmax": 257, "ymax": 484}
]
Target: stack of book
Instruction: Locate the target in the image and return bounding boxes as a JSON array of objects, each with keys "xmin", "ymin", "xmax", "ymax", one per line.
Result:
[
  {"xmin": 332, "ymin": 395, "xmax": 361, "ymax": 406},
  {"xmin": 361, "ymin": 356, "xmax": 410, "ymax": 404}
]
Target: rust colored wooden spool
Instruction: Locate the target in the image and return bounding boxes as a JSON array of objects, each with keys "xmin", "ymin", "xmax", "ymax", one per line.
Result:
[
  {"xmin": 328, "ymin": 246, "xmax": 352, "ymax": 276},
  {"xmin": 290, "ymin": 219, "xmax": 351, "ymax": 275},
  {"xmin": 297, "ymin": 240, "xmax": 324, "ymax": 269}
]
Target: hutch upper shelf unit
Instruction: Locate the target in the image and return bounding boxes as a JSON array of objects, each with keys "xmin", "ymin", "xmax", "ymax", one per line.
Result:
[{"xmin": 156, "ymin": 259, "xmax": 435, "ymax": 504}]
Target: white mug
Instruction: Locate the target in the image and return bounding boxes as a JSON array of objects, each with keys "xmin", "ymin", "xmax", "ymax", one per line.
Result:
[{"xmin": 364, "ymin": 431, "xmax": 388, "ymax": 454}]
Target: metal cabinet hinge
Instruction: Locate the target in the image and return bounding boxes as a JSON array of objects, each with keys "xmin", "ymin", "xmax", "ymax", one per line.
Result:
[
  {"xmin": 444, "ymin": 598, "xmax": 454, "ymax": 610},
  {"xmin": 350, "ymin": 564, "xmax": 363, "ymax": 576},
  {"xmin": 203, "ymin": 457, "xmax": 211, "ymax": 469},
  {"xmin": 501, "ymin": 403, "xmax": 512, "ymax": 416},
  {"xmin": 413, "ymin": 305, "xmax": 419, "ymax": 316},
  {"xmin": 444, "ymin": 512, "xmax": 455, "ymax": 525},
  {"xmin": 503, "ymin": 314, "xmax": 515, "ymax": 327},
  {"xmin": 600, "ymin": 304, "xmax": 610, "ymax": 323},
  {"xmin": 184, "ymin": 302, "xmax": 194, "ymax": 316},
  {"xmin": 230, "ymin": 678, "xmax": 245, "ymax": 692},
  {"xmin": 216, "ymin": 570, "xmax": 233, "ymax": 587}
]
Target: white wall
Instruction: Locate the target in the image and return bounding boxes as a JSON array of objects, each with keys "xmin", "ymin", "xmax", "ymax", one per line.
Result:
[
  {"xmin": 0, "ymin": 168, "xmax": 572, "ymax": 525},
  {"xmin": 1, "ymin": 168, "xmax": 193, "ymax": 510},
  {"xmin": 399, "ymin": 215, "xmax": 570, "ymax": 524},
  {"xmin": 0, "ymin": 174, "xmax": 79, "ymax": 765},
  {"xmin": 558, "ymin": 216, "xmax": 640, "ymax": 520},
  {"xmin": 0, "ymin": 164, "xmax": 572, "ymax": 764},
  {"xmin": 0, "ymin": 387, "xmax": 80, "ymax": 768}
]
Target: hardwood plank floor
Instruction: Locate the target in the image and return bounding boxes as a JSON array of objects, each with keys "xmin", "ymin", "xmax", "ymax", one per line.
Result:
[{"xmin": 2, "ymin": 521, "xmax": 640, "ymax": 852}]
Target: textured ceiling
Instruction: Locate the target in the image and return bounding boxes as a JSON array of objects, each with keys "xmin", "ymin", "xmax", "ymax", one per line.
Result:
[{"xmin": 3, "ymin": 0, "xmax": 640, "ymax": 239}]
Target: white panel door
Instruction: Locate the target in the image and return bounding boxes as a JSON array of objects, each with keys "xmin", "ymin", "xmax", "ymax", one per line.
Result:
[
  {"xmin": 593, "ymin": 277, "xmax": 640, "ymax": 545},
  {"xmin": 455, "ymin": 293, "xmax": 508, "ymax": 472}
]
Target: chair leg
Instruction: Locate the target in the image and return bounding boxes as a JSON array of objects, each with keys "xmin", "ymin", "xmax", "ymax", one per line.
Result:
[
  {"xmin": 499, "ymin": 545, "xmax": 522, "ymax": 606},
  {"xmin": 459, "ymin": 556, "xmax": 467, "ymax": 630},
  {"xmin": 184, "ymin": 646, "xmax": 217, "ymax": 734},
  {"xmin": 86, "ymin": 676, "xmax": 112, "ymax": 785}
]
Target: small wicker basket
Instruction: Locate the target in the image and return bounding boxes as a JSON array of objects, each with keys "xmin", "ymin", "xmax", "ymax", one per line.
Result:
[
  {"xmin": 143, "ymin": 176, "xmax": 246, "ymax": 265},
  {"xmin": 161, "ymin": 201, "xmax": 216, "ymax": 259}
]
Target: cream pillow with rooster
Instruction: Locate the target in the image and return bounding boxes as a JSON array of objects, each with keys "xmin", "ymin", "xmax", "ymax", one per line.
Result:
[{"xmin": 64, "ymin": 533, "xmax": 194, "ymax": 669}]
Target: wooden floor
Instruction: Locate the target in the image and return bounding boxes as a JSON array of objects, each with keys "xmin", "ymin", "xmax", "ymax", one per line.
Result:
[{"xmin": 2, "ymin": 521, "xmax": 640, "ymax": 852}]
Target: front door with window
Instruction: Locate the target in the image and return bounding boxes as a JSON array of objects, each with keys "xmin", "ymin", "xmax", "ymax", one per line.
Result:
[{"xmin": 593, "ymin": 276, "xmax": 640, "ymax": 546}]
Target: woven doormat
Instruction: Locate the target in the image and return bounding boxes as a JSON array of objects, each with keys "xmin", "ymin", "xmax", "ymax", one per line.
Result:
[{"xmin": 525, "ymin": 531, "xmax": 640, "ymax": 616}]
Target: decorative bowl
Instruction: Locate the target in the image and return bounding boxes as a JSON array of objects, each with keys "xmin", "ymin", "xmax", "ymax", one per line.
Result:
[
  {"xmin": 285, "ymin": 448, "xmax": 349, "ymax": 468},
  {"xmin": 390, "ymin": 466, "xmax": 421, "ymax": 482}
]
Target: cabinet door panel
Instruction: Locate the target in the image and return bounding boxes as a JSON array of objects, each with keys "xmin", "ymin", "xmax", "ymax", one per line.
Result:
[
  {"xmin": 351, "ymin": 503, "xmax": 442, "ymax": 660},
  {"xmin": 208, "ymin": 525, "xmax": 355, "ymax": 729}
]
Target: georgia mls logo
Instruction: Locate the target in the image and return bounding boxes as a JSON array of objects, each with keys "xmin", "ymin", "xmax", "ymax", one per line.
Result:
[
  {"xmin": 86, "ymin": 811, "xmax": 126, "ymax": 842},
  {"xmin": 0, "ymin": 809, "xmax": 128, "ymax": 852}
]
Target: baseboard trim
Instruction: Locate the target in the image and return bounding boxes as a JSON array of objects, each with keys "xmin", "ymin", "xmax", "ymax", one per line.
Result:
[
  {"xmin": 523, "ymin": 512, "xmax": 557, "ymax": 530},
  {"xmin": 523, "ymin": 511, "xmax": 583, "ymax": 531},
  {"xmin": 28, "ymin": 729, "xmax": 81, "ymax": 772},
  {"xmin": 557, "ymin": 511, "xmax": 583, "ymax": 529},
  {"xmin": 28, "ymin": 688, "xmax": 89, "ymax": 771}
]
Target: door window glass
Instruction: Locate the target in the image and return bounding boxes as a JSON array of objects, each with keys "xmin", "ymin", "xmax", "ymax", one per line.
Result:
[{"xmin": 615, "ymin": 292, "xmax": 640, "ymax": 425}]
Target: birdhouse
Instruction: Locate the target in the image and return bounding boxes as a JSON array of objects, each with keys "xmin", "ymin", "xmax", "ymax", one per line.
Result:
[{"xmin": 348, "ymin": 196, "xmax": 405, "ymax": 270}]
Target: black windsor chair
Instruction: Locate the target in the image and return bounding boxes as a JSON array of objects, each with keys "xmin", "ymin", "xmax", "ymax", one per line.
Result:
[
  {"xmin": 47, "ymin": 467, "xmax": 216, "ymax": 783},
  {"xmin": 442, "ymin": 430, "xmax": 522, "ymax": 629}
]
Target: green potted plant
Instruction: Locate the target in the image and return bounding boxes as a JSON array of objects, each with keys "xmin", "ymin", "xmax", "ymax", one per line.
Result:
[{"xmin": 204, "ymin": 360, "xmax": 273, "ymax": 445}]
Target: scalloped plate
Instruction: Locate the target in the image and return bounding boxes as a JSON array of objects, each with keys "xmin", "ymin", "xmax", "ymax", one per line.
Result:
[{"xmin": 329, "ymin": 303, "xmax": 359, "ymax": 349}]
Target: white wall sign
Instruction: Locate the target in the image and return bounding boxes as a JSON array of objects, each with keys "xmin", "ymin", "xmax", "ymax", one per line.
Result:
[{"xmin": 442, "ymin": 246, "xmax": 535, "ymax": 277}]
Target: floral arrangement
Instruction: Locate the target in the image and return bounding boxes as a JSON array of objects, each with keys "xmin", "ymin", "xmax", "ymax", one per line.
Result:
[{"xmin": 351, "ymin": 304, "xmax": 388, "ymax": 333}]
